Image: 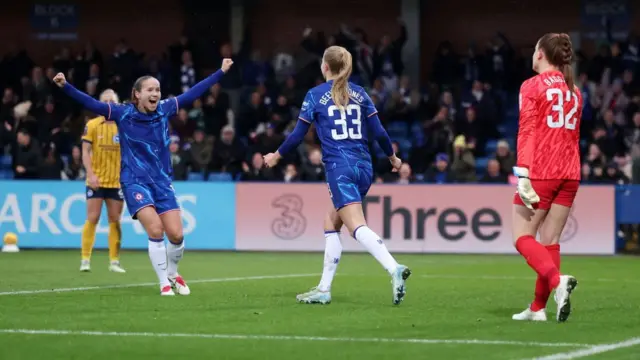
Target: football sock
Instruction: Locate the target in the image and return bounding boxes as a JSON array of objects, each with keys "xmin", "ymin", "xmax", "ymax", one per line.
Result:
[
  {"xmin": 516, "ymin": 236, "xmax": 560, "ymax": 292},
  {"xmin": 166, "ymin": 238, "xmax": 185, "ymax": 278},
  {"xmin": 148, "ymin": 238, "xmax": 170, "ymax": 287},
  {"xmin": 317, "ymin": 231, "xmax": 342, "ymax": 292},
  {"xmin": 81, "ymin": 221, "xmax": 97, "ymax": 261},
  {"xmin": 530, "ymin": 244, "xmax": 561, "ymax": 311},
  {"xmin": 353, "ymin": 225, "xmax": 398, "ymax": 274},
  {"xmin": 108, "ymin": 221, "xmax": 122, "ymax": 262}
]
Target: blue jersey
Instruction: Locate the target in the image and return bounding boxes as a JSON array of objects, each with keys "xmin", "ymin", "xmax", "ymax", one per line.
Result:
[
  {"xmin": 298, "ymin": 81, "xmax": 378, "ymax": 170},
  {"xmin": 105, "ymin": 98, "xmax": 177, "ymax": 184}
]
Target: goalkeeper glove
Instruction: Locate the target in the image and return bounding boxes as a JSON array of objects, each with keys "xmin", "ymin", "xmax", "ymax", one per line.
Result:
[{"xmin": 513, "ymin": 166, "xmax": 540, "ymax": 211}]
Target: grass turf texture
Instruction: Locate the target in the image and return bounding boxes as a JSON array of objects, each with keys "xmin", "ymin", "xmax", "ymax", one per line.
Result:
[{"xmin": 0, "ymin": 250, "xmax": 639, "ymax": 360}]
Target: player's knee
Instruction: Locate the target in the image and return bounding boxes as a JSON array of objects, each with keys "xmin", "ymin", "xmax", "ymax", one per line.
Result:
[
  {"xmin": 107, "ymin": 213, "xmax": 120, "ymax": 223},
  {"xmin": 86, "ymin": 212, "xmax": 100, "ymax": 224},
  {"xmin": 146, "ymin": 223, "xmax": 164, "ymax": 240},
  {"xmin": 166, "ymin": 230, "xmax": 184, "ymax": 244}
]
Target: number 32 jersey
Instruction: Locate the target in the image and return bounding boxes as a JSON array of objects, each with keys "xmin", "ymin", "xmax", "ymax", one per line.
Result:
[
  {"xmin": 298, "ymin": 81, "xmax": 378, "ymax": 171},
  {"xmin": 517, "ymin": 70, "xmax": 583, "ymax": 180}
]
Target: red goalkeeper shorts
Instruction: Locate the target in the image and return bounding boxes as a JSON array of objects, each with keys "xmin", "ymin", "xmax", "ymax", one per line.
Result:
[{"xmin": 513, "ymin": 179, "xmax": 580, "ymax": 210}]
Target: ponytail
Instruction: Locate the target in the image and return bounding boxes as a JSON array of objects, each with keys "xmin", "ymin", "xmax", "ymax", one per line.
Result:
[
  {"xmin": 562, "ymin": 64, "xmax": 575, "ymax": 94},
  {"xmin": 330, "ymin": 49, "xmax": 353, "ymax": 109}
]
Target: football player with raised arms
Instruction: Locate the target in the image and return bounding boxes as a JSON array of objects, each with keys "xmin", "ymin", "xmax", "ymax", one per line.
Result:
[
  {"xmin": 54, "ymin": 59, "xmax": 234, "ymax": 295},
  {"xmin": 511, "ymin": 33, "xmax": 581, "ymax": 322},
  {"xmin": 264, "ymin": 46, "xmax": 411, "ymax": 305}
]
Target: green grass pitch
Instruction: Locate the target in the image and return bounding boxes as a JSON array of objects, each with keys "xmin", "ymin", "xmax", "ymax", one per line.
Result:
[{"xmin": 0, "ymin": 250, "xmax": 639, "ymax": 359}]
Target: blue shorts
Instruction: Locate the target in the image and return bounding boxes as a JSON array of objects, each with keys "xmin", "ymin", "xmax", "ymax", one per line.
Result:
[
  {"xmin": 86, "ymin": 187, "xmax": 124, "ymax": 201},
  {"xmin": 326, "ymin": 166, "xmax": 373, "ymax": 210},
  {"xmin": 121, "ymin": 182, "xmax": 179, "ymax": 219}
]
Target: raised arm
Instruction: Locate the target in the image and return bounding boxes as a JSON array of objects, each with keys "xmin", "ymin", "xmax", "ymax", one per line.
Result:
[
  {"xmin": 53, "ymin": 73, "xmax": 122, "ymax": 120},
  {"xmin": 175, "ymin": 59, "xmax": 233, "ymax": 109}
]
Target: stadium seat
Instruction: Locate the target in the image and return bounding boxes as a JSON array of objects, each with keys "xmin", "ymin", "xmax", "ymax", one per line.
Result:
[
  {"xmin": 208, "ymin": 172, "xmax": 233, "ymax": 182},
  {"xmin": 187, "ymin": 172, "xmax": 205, "ymax": 181},
  {"xmin": 387, "ymin": 122, "xmax": 408, "ymax": 139},
  {"xmin": 398, "ymin": 139, "xmax": 412, "ymax": 157},
  {"xmin": 475, "ymin": 157, "xmax": 489, "ymax": 172},
  {"xmin": 0, "ymin": 170, "xmax": 13, "ymax": 179},
  {"xmin": 484, "ymin": 140, "xmax": 498, "ymax": 155},
  {"xmin": 0, "ymin": 155, "xmax": 11, "ymax": 169}
]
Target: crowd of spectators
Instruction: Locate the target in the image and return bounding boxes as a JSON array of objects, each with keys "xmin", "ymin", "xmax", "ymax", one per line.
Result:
[{"xmin": 1, "ymin": 25, "xmax": 640, "ymax": 189}]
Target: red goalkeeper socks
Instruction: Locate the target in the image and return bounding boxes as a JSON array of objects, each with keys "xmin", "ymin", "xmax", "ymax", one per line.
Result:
[
  {"xmin": 530, "ymin": 244, "xmax": 561, "ymax": 311},
  {"xmin": 516, "ymin": 236, "xmax": 560, "ymax": 295}
]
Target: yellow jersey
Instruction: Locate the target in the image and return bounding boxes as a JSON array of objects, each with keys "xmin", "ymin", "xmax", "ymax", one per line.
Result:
[{"xmin": 82, "ymin": 117, "xmax": 121, "ymax": 188}]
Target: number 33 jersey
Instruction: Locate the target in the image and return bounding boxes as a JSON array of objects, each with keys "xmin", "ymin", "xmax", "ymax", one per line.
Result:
[
  {"xmin": 298, "ymin": 81, "xmax": 378, "ymax": 171},
  {"xmin": 517, "ymin": 70, "xmax": 583, "ymax": 180}
]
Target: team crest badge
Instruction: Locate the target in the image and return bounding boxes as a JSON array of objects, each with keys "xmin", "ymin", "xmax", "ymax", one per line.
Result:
[
  {"xmin": 113, "ymin": 135, "xmax": 119, "ymax": 144},
  {"xmin": 87, "ymin": 189, "xmax": 93, "ymax": 197},
  {"xmin": 134, "ymin": 192, "xmax": 144, "ymax": 202}
]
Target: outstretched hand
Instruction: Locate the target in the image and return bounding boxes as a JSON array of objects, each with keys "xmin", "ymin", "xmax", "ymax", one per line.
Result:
[{"xmin": 221, "ymin": 59, "xmax": 234, "ymax": 73}]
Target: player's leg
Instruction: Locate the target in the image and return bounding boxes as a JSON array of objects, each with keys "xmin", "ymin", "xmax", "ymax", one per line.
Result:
[
  {"xmin": 539, "ymin": 181, "xmax": 579, "ymax": 322},
  {"xmin": 511, "ymin": 179, "xmax": 561, "ymax": 320},
  {"xmin": 156, "ymin": 183, "xmax": 190, "ymax": 295},
  {"xmin": 105, "ymin": 190, "xmax": 125, "ymax": 273},
  {"xmin": 80, "ymin": 187, "xmax": 103, "ymax": 272},
  {"xmin": 123, "ymin": 183, "xmax": 172, "ymax": 295},
  {"xmin": 297, "ymin": 208, "xmax": 342, "ymax": 304},
  {"xmin": 334, "ymin": 166, "xmax": 411, "ymax": 305}
]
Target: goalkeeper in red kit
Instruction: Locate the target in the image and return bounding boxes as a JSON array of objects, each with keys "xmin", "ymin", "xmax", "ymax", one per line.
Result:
[{"xmin": 511, "ymin": 33, "xmax": 582, "ymax": 323}]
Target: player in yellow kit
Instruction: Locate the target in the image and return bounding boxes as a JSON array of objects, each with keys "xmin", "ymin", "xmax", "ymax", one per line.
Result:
[{"xmin": 80, "ymin": 89, "xmax": 126, "ymax": 273}]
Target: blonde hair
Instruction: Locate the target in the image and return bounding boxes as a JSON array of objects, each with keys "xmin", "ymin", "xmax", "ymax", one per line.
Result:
[
  {"xmin": 99, "ymin": 89, "xmax": 120, "ymax": 104},
  {"xmin": 323, "ymin": 46, "xmax": 352, "ymax": 109}
]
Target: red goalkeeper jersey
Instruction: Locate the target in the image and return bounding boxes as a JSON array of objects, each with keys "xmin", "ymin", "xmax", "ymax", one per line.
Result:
[{"xmin": 517, "ymin": 70, "xmax": 582, "ymax": 180}]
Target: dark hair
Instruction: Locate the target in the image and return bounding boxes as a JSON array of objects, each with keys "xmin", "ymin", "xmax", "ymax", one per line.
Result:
[
  {"xmin": 538, "ymin": 33, "xmax": 575, "ymax": 92},
  {"xmin": 130, "ymin": 75, "xmax": 154, "ymax": 105}
]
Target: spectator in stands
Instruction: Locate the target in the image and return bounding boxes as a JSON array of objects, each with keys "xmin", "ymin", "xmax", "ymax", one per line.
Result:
[
  {"xmin": 186, "ymin": 128, "xmax": 213, "ymax": 174},
  {"xmin": 581, "ymin": 163, "xmax": 592, "ymax": 183},
  {"xmin": 495, "ymin": 139, "xmax": 516, "ymax": 176},
  {"xmin": 300, "ymin": 147, "xmax": 324, "ymax": 182},
  {"xmin": 395, "ymin": 163, "xmax": 414, "ymax": 184},
  {"xmin": 210, "ymin": 125, "xmax": 246, "ymax": 178},
  {"xmin": 586, "ymin": 143, "xmax": 607, "ymax": 168},
  {"xmin": 283, "ymin": 163, "xmax": 300, "ymax": 183},
  {"xmin": 241, "ymin": 152, "xmax": 276, "ymax": 181},
  {"xmin": 480, "ymin": 159, "xmax": 507, "ymax": 183},
  {"xmin": 253, "ymin": 123, "xmax": 284, "ymax": 155},
  {"xmin": 39, "ymin": 143, "xmax": 63, "ymax": 180},
  {"xmin": 13, "ymin": 129, "xmax": 40, "ymax": 179},
  {"xmin": 604, "ymin": 161, "xmax": 629, "ymax": 184},
  {"xmin": 62, "ymin": 144, "xmax": 85, "ymax": 180},
  {"xmin": 450, "ymin": 135, "xmax": 476, "ymax": 182},
  {"xmin": 237, "ymin": 92, "xmax": 268, "ymax": 138},
  {"xmin": 178, "ymin": 50, "xmax": 197, "ymax": 94},
  {"xmin": 172, "ymin": 108, "xmax": 196, "ymax": 142},
  {"xmin": 203, "ymin": 83, "xmax": 230, "ymax": 138},
  {"xmin": 373, "ymin": 20, "xmax": 407, "ymax": 91},
  {"xmin": 424, "ymin": 153, "xmax": 452, "ymax": 184},
  {"xmin": 170, "ymin": 140, "xmax": 188, "ymax": 181}
]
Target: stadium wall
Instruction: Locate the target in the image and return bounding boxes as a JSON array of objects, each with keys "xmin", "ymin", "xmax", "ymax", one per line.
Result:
[{"xmin": 0, "ymin": 181, "xmax": 615, "ymax": 255}]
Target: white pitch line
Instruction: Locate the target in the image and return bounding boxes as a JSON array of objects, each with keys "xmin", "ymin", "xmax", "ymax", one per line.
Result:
[
  {"xmin": 0, "ymin": 329, "xmax": 591, "ymax": 348},
  {"xmin": 529, "ymin": 337, "xmax": 640, "ymax": 359},
  {"xmin": 0, "ymin": 274, "xmax": 317, "ymax": 296}
]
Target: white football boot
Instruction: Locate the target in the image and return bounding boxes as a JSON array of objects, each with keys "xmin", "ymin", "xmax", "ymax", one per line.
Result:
[
  {"xmin": 554, "ymin": 275, "xmax": 578, "ymax": 322},
  {"xmin": 108, "ymin": 261, "xmax": 126, "ymax": 273},
  {"xmin": 80, "ymin": 260, "xmax": 91, "ymax": 272},
  {"xmin": 512, "ymin": 307, "xmax": 547, "ymax": 321},
  {"xmin": 169, "ymin": 275, "xmax": 191, "ymax": 295},
  {"xmin": 161, "ymin": 285, "xmax": 175, "ymax": 296}
]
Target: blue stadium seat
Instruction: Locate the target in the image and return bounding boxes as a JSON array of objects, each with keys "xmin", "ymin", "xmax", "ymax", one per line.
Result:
[
  {"xmin": 410, "ymin": 123, "xmax": 425, "ymax": 145},
  {"xmin": 0, "ymin": 155, "xmax": 11, "ymax": 169},
  {"xmin": 0, "ymin": 170, "xmax": 13, "ymax": 179},
  {"xmin": 475, "ymin": 157, "xmax": 489, "ymax": 172},
  {"xmin": 208, "ymin": 172, "xmax": 233, "ymax": 182},
  {"xmin": 485, "ymin": 139, "xmax": 498, "ymax": 155},
  {"xmin": 387, "ymin": 122, "xmax": 408, "ymax": 139},
  {"xmin": 398, "ymin": 139, "xmax": 412, "ymax": 156},
  {"xmin": 187, "ymin": 172, "xmax": 205, "ymax": 181}
]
